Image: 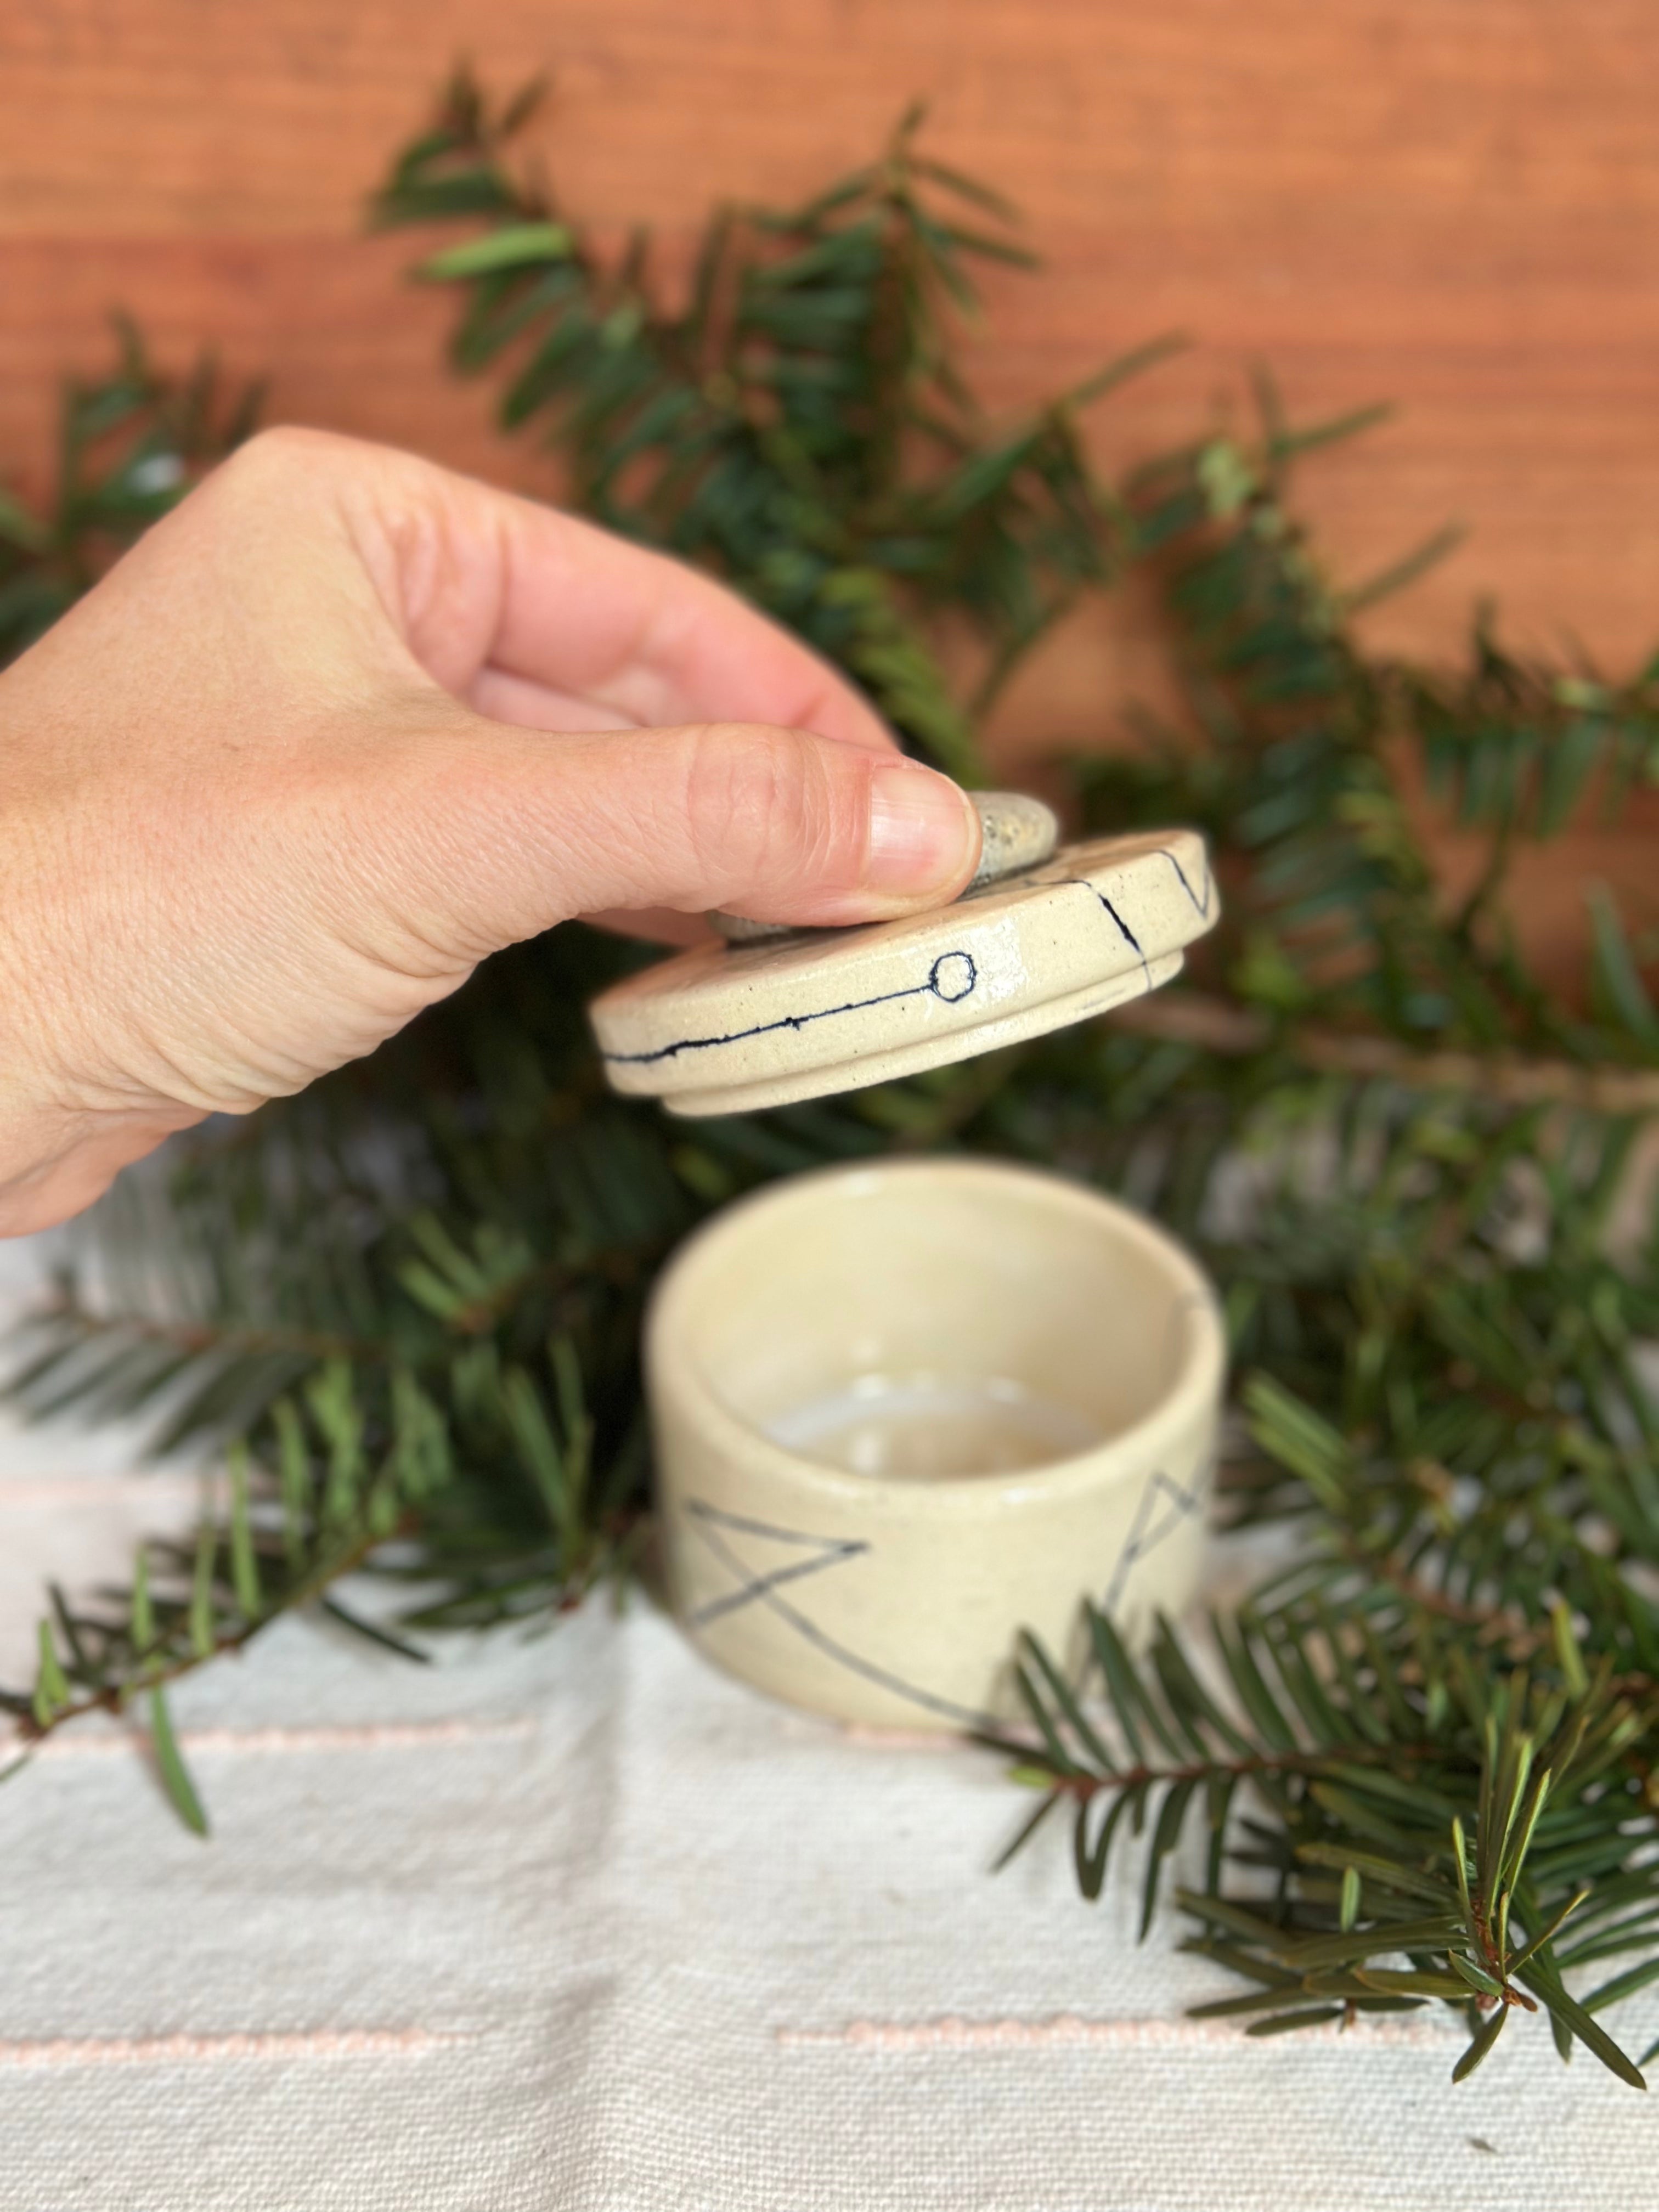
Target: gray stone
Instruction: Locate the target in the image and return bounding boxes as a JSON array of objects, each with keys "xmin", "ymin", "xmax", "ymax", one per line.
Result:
[{"xmin": 965, "ymin": 790, "xmax": 1059, "ymax": 889}]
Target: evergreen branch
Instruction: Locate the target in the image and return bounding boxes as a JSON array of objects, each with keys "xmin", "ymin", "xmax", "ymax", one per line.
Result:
[
  {"xmin": 998, "ymin": 1604, "xmax": 1656, "ymax": 2086},
  {"xmin": 4, "ymin": 77, "xmax": 1659, "ymax": 2104},
  {"xmin": 14, "ymin": 1489, "xmax": 386, "ymax": 1745},
  {"xmin": 366, "ymin": 67, "xmax": 1168, "ymax": 781}
]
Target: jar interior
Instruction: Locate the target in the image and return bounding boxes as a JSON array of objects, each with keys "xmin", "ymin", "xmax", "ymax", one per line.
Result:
[{"xmin": 662, "ymin": 1165, "xmax": 1207, "ymax": 1479}]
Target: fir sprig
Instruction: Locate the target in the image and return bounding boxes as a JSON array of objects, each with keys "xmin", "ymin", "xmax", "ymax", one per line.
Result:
[
  {"xmin": 370, "ymin": 68, "xmax": 1180, "ymax": 780},
  {"xmin": 3, "ymin": 934, "xmax": 679, "ymax": 1732},
  {"xmin": 4, "ymin": 71, "xmax": 1659, "ymax": 2090},
  {"xmin": 0, "ymin": 317, "xmax": 259, "ymax": 668},
  {"xmin": 996, "ymin": 1606, "xmax": 1655, "ymax": 2083}
]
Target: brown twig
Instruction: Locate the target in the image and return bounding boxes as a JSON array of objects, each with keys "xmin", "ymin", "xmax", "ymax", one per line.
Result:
[{"xmin": 1111, "ymin": 992, "xmax": 1659, "ymax": 1113}]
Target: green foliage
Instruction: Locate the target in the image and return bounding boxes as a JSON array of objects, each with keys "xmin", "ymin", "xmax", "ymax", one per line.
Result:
[
  {"xmin": 0, "ymin": 316, "xmax": 260, "ymax": 668},
  {"xmin": 1080, "ymin": 402, "xmax": 1659, "ymax": 1065},
  {"xmin": 370, "ymin": 67, "xmax": 1180, "ymax": 779},
  {"xmin": 1408, "ymin": 619, "xmax": 1659, "ymax": 846},
  {"xmin": 1, "ymin": 928, "xmax": 678, "ymax": 1706},
  {"xmin": 998, "ymin": 1604, "xmax": 1655, "ymax": 2085},
  {"xmin": 5, "ymin": 69, "xmax": 1659, "ymax": 2089}
]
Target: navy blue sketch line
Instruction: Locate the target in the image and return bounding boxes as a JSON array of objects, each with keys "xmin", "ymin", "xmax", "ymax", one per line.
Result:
[
  {"xmin": 1033, "ymin": 845, "xmax": 1214, "ymax": 988},
  {"xmin": 604, "ymin": 950, "xmax": 978, "ymax": 1066},
  {"xmin": 681, "ymin": 1497, "xmax": 991, "ymax": 1729},
  {"xmin": 1101, "ymin": 1464, "xmax": 1210, "ymax": 1615},
  {"xmin": 1155, "ymin": 844, "xmax": 1214, "ymax": 919},
  {"xmin": 1034, "ymin": 874, "xmax": 1152, "ymax": 986},
  {"xmin": 684, "ymin": 1499, "xmax": 869, "ymax": 1628},
  {"xmin": 1092, "ymin": 891, "xmax": 1148, "ymax": 979},
  {"xmin": 685, "ymin": 1499, "xmax": 868, "ymax": 1550}
]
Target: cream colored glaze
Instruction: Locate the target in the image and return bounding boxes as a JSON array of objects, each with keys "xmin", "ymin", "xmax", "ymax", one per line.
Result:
[{"xmin": 645, "ymin": 1158, "xmax": 1227, "ymax": 1731}]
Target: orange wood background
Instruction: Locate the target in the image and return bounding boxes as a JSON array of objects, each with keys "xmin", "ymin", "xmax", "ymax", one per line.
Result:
[{"xmin": 3, "ymin": 1, "xmax": 1658, "ymax": 949}]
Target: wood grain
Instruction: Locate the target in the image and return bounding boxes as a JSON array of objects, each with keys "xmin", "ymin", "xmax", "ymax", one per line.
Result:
[{"xmin": 3, "ymin": 1, "xmax": 1658, "ymax": 958}]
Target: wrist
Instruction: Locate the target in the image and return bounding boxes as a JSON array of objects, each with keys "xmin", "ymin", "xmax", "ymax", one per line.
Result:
[
  {"xmin": 0, "ymin": 849, "xmax": 202, "ymax": 1235},
  {"xmin": 0, "ymin": 1085, "xmax": 206, "ymax": 1237}
]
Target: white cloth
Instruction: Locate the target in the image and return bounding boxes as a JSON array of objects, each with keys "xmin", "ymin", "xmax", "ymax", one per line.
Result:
[{"xmin": 0, "ymin": 1229, "xmax": 1649, "ymax": 2211}]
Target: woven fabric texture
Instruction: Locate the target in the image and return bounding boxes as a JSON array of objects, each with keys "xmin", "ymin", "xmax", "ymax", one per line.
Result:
[{"xmin": 0, "ymin": 1232, "xmax": 1645, "ymax": 2211}]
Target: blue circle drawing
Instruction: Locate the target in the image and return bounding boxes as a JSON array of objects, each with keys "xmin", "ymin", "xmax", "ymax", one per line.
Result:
[{"xmin": 928, "ymin": 951, "xmax": 978, "ymax": 1003}]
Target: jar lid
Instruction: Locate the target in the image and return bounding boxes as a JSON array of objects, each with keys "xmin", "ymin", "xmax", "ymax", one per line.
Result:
[{"xmin": 589, "ymin": 825, "xmax": 1217, "ymax": 1118}]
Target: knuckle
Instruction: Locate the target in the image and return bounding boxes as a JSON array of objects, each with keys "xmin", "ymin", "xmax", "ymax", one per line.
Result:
[
  {"xmin": 206, "ymin": 427, "xmax": 387, "ymax": 524},
  {"xmin": 217, "ymin": 423, "xmax": 341, "ymax": 488},
  {"xmin": 681, "ymin": 724, "xmax": 861, "ymax": 899}
]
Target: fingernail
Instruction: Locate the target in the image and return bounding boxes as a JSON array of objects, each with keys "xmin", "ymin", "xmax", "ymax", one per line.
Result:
[{"xmin": 865, "ymin": 760, "xmax": 980, "ymax": 896}]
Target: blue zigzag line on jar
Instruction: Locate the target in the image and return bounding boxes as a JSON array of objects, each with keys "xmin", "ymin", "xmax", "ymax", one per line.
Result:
[
  {"xmin": 1101, "ymin": 1463, "xmax": 1210, "ymax": 1615},
  {"xmin": 682, "ymin": 1498, "xmax": 992, "ymax": 1730},
  {"xmin": 602, "ymin": 949, "xmax": 978, "ymax": 1067},
  {"xmin": 684, "ymin": 1500, "xmax": 871, "ymax": 1629}
]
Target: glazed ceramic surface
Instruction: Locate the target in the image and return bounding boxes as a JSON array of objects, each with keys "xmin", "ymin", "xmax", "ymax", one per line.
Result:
[
  {"xmin": 646, "ymin": 1158, "xmax": 1227, "ymax": 1731},
  {"xmin": 591, "ymin": 825, "xmax": 1217, "ymax": 1116}
]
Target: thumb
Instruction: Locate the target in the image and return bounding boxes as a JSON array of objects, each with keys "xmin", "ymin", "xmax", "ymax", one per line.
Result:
[{"xmin": 381, "ymin": 712, "xmax": 984, "ymax": 961}]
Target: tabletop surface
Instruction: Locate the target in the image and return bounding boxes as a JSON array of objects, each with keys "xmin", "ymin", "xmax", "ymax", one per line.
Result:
[{"xmin": 0, "ymin": 1229, "xmax": 1648, "ymax": 2212}]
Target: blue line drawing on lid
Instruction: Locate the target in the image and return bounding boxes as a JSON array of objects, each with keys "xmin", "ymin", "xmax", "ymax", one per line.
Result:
[
  {"xmin": 603, "ymin": 949, "xmax": 979, "ymax": 1067},
  {"xmin": 1155, "ymin": 844, "xmax": 1214, "ymax": 918}
]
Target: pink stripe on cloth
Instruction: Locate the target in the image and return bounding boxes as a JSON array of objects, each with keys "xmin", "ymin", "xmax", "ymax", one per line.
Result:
[
  {"xmin": 29, "ymin": 1717, "xmax": 535, "ymax": 1759},
  {"xmin": 0, "ymin": 2028, "xmax": 472, "ymax": 2069},
  {"xmin": 0, "ymin": 1474, "xmax": 201, "ymax": 1506},
  {"xmin": 777, "ymin": 2013, "xmax": 1462, "ymax": 2051}
]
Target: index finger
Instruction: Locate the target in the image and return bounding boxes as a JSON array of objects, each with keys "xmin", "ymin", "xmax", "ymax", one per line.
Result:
[{"xmin": 418, "ymin": 462, "xmax": 900, "ymax": 753}]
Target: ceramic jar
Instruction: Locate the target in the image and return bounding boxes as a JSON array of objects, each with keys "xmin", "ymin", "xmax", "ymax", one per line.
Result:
[{"xmin": 645, "ymin": 1157, "xmax": 1226, "ymax": 1730}]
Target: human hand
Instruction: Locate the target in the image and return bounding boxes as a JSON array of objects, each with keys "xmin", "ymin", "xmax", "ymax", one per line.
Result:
[{"xmin": 0, "ymin": 429, "xmax": 981, "ymax": 1235}]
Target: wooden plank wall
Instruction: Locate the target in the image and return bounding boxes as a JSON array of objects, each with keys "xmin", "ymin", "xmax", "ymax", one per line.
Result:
[{"xmin": 3, "ymin": 1, "xmax": 1658, "ymax": 951}]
